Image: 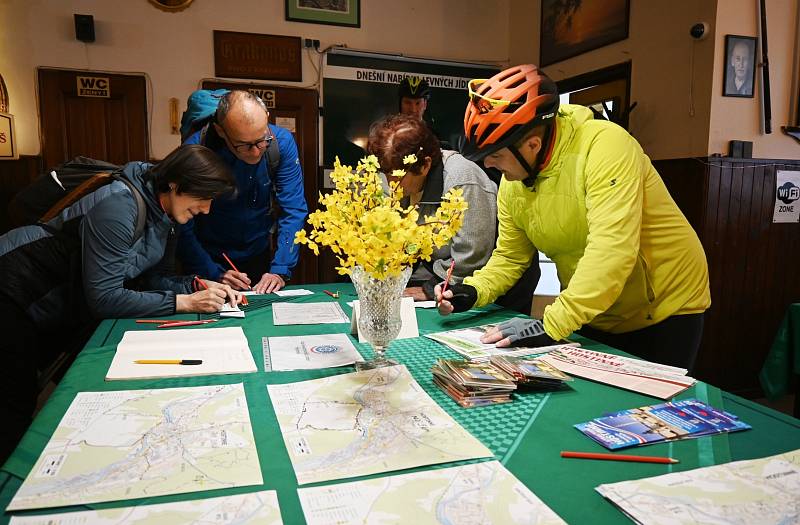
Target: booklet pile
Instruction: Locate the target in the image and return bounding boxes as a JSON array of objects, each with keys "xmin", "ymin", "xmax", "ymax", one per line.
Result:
[
  {"xmin": 431, "ymin": 356, "xmax": 572, "ymax": 408},
  {"xmin": 575, "ymin": 398, "xmax": 751, "ymax": 450},
  {"xmin": 431, "ymin": 359, "xmax": 517, "ymax": 408},
  {"xmin": 489, "ymin": 355, "xmax": 573, "ymax": 389}
]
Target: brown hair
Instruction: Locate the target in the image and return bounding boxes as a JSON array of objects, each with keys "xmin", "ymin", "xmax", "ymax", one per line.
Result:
[{"xmin": 367, "ymin": 113, "xmax": 441, "ymax": 174}]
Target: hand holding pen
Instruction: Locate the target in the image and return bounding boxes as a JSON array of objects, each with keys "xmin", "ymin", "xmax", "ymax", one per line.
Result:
[
  {"xmin": 220, "ymin": 252, "xmax": 252, "ymax": 291},
  {"xmin": 186, "ymin": 276, "xmax": 240, "ymax": 312}
]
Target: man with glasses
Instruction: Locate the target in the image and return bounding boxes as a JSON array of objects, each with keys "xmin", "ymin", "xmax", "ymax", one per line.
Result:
[
  {"xmin": 177, "ymin": 90, "xmax": 307, "ymax": 293},
  {"xmin": 436, "ymin": 65, "xmax": 710, "ymax": 371}
]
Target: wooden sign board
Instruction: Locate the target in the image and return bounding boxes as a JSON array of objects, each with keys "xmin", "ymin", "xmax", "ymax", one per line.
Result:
[
  {"xmin": 214, "ymin": 31, "xmax": 302, "ymax": 82},
  {"xmin": 0, "ymin": 112, "xmax": 18, "ymax": 160},
  {"xmin": 77, "ymin": 76, "xmax": 110, "ymax": 97}
]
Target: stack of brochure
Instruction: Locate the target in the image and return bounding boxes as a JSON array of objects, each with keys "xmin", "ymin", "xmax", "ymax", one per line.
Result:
[
  {"xmin": 539, "ymin": 346, "xmax": 696, "ymax": 399},
  {"xmin": 431, "ymin": 358, "xmax": 517, "ymax": 408},
  {"xmin": 575, "ymin": 398, "xmax": 751, "ymax": 450},
  {"xmin": 489, "ymin": 355, "xmax": 573, "ymax": 389}
]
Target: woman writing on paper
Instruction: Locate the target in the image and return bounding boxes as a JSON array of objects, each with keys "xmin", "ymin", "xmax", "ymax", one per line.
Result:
[
  {"xmin": 0, "ymin": 144, "xmax": 240, "ymax": 462},
  {"xmin": 367, "ymin": 113, "xmax": 537, "ymax": 314}
]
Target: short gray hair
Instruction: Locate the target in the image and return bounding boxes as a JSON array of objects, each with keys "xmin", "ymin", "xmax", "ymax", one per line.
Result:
[{"xmin": 215, "ymin": 90, "xmax": 268, "ymax": 124}]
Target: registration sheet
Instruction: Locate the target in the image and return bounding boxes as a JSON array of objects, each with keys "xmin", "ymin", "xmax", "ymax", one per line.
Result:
[
  {"xmin": 264, "ymin": 333, "xmax": 363, "ymax": 371},
  {"xmin": 272, "ymin": 301, "xmax": 350, "ymax": 325},
  {"xmin": 106, "ymin": 326, "xmax": 257, "ymax": 380}
]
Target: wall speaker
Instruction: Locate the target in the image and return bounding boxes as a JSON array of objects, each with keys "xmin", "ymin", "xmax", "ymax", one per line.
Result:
[
  {"xmin": 74, "ymin": 14, "xmax": 95, "ymax": 43},
  {"xmin": 728, "ymin": 140, "xmax": 753, "ymax": 159}
]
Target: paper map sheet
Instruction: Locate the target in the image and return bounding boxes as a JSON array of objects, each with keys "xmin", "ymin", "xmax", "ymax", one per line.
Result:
[
  {"xmin": 9, "ymin": 491, "xmax": 282, "ymax": 524},
  {"xmin": 8, "ymin": 384, "xmax": 262, "ymax": 511},
  {"xmin": 596, "ymin": 448, "xmax": 800, "ymax": 525},
  {"xmin": 267, "ymin": 365, "xmax": 493, "ymax": 485},
  {"xmin": 298, "ymin": 461, "xmax": 566, "ymax": 525}
]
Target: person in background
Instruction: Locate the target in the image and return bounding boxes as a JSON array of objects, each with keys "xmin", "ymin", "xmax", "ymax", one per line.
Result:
[
  {"xmin": 398, "ymin": 76, "xmax": 431, "ymax": 120},
  {"xmin": 436, "ymin": 65, "xmax": 710, "ymax": 370},
  {"xmin": 368, "ymin": 113, "xmax": 537, "ymax": 314},
  {"xmin": 179, "ymin": 90, "xmax": 308, "ymax": 293},
  {"xmin": 0, "ymin": 144, "xmax": 239, "ymax": 463}
]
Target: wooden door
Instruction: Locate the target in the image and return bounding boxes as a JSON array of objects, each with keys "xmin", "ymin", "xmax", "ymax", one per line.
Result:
[
  {"xmin": 38, "ymin": 69, "xmax": 149, "ymax": 168},
  {"xmin": 201, "ymin": 80, "xmax": 321, "ymax": 284}
]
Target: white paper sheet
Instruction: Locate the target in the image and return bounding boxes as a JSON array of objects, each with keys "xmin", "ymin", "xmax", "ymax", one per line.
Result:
[
  {"xmin": 265, "ymin": 333, "xmax": 364, "ymax": 370},
  {"xmin": 272, "ymin": 301, "xmax": 350, "ymax": 325},
  {"xmin": 220, "ymin": 302, "xmax": 245, "ymax": 318},
  {"xmin": 350, "ymin": 297, "xmax": 419, "ymax": 342},
  {"xmin": 274, "ymin": 288, "xmax": 314, "ymax": 296},
  {"xmin": 106, "ymin": 326, "xmax": 257, "ymax": 380}
]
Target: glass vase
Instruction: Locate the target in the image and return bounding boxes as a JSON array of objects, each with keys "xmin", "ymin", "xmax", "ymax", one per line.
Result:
[{"xmin": 351, "ymin": 265, "xmax": 412, "ymax": 370}]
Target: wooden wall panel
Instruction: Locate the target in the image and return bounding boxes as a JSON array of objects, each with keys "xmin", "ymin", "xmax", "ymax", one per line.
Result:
[
  {"xmin": 0, "ymin": 155, "xmax": 43, "ymax": 234},
  {"xmin": 657, "ymin": 157, "xmax": 800, "ymax": 396}
]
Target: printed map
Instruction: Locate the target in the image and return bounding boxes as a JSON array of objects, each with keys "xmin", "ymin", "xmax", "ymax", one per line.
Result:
[
  {"xmin": 267, "ymin": 365, "xmax": 493, "ymax": 485},
  {"xmin": 298, "ymin": 461, "xmax": 566, "ymax": 525},
  {"xmin": 9, "ymin": 491, "xmax": 282, "ymax": 524},
  {"xmin": 596, "ymin": 448, "xmax": 800, "ymax": 524},
  {"xmin": 8, "ymin": 384, "xmax": 262, "ymax": 510}
]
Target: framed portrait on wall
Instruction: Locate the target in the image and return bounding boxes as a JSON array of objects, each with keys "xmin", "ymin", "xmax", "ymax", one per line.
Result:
[
  {"xmin": 540, "ymin": 0, "xmax": 629, "ymax": 67},
  {"xmin": 723, "ymin": 35, "xmax": 757, "ymax": 98},
  {"xmin": 285, "ymin": 0, "xmax": 360, "ymax": 28}
]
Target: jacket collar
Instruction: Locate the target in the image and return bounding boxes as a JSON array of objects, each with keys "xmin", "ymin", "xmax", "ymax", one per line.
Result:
[{"xmin": 419, "ymin": 156, "xmax": 444, "ymax": 204}]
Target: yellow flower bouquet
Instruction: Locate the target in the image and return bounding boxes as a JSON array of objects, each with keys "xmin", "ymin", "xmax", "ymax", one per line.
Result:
[{"xmin": 294, "ymin": 155, "xmax": 468, "ymax": 279}]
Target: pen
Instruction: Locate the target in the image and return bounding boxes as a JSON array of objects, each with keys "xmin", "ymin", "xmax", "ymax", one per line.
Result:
[
  {"xmin": 134, "ymin": 359, "xmax": 203, "ymax": 365},
  {"xmin": 136, "ymin": 319, "xmax": 173, "ymax": 324},
  {"xmin": 323, "ymin": 290, "xmax": 339, "ymax": 299},
  {"xmin": 222, "ymin": 252, "xmax": 253, "ymax": 294},
  {"xmin": 560, "ymin": 451, "xmax": 679, "ymax": 464},
  {"xmin": 439, "ymin": 260, "xmax": 456, "ymax": 301},
  {"xmin": 157, "ymin": 320, "xmax": 218, "ymax": 328}
]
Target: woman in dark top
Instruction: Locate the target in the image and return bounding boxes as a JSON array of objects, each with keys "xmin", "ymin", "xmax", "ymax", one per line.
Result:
[{"xmin": 0, "ymin": 144, "xmax": 238, "ymax": 463}]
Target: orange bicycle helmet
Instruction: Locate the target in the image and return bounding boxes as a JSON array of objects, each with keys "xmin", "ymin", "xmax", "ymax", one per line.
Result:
[{"xmin": 462, "ymin": 65, "xmax": 559, "ymax": 178}]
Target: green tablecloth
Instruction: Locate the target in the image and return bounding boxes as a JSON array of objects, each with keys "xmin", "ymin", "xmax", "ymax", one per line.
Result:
[
  {"xmin": 2, "ymin": 284, "xmax": 799, "ymax": 524},
  {"xmin": 759, "ymin": 303, "xmax": 800, "ymax": 401}
]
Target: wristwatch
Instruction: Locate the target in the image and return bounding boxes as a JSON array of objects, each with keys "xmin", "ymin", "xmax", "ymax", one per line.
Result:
[{"xmin": 278, "ymin": 274, "xmax": 290, "ymax": 283}]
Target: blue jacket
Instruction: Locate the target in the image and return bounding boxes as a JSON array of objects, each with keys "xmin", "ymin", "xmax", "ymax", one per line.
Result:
[
  {"xmin": 0, "ymin": 162, "xmax": 194, "ymax": 329},
  {"xmin": 178, "ymin": 124, "xmax": 308, "ymax": 280}
]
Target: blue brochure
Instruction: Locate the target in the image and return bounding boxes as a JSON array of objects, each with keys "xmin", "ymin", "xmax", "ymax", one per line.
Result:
[{"xmin": 575, "ymin": 399, "xmax": 751, "ymax": 450}]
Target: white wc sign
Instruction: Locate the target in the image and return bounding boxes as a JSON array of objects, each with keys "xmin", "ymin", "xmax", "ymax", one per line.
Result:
[{"xmin": 773, "ymin": 170, "xmax": 800, "ymax": 223}]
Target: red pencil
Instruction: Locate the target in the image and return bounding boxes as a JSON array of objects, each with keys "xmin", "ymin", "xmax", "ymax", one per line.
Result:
[
  {"xmin": 195, "ymin": 275, "xmax": 245, "ymax": 307},
  {"xmin": 157, "ymin": 320, "xmax": 218, "ymax": 329},
  {"xmin": 136, "ymin": 319, "xmax": 173, "ymax": 324},
  {"xmin": 193, "ymin": 276, "xmax": 209, "ymax": 290},
  {"xmin": 560, "ymin": 451, "xmax": 679, "ymax": 464},
  {"xmin": 440, "ymin": 260, "xmax": 456, "ymax": 296},
  {"xmin": 221, "ymin": 253, "xmax": 251, "ymax": 302}
]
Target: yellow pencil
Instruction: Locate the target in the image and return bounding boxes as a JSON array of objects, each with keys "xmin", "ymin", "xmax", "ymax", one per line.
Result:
[{"xmin": 134, "ymin": 359, "xmax": 203, "ymax": 365}]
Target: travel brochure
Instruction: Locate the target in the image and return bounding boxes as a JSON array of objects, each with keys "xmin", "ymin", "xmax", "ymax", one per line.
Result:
[
  {"xmin": 575, "ymin": 398, "xmax": 751, "ymax": 450},
  {"xmin": 539, "ymin": 346, "xmax": 696, "ymax": 399}
]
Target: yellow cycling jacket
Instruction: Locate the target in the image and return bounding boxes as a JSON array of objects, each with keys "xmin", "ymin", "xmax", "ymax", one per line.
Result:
[{"xmin": 464, "ymin": 104, "xmax": 710, "ymax": 340}]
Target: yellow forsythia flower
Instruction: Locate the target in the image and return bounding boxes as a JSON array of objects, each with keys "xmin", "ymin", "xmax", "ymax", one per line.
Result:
[{"xmin": 294, "ymin": 155, "xmax": 467, "ymax": 279}]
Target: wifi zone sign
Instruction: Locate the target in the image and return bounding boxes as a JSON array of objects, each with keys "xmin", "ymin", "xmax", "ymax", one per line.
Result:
[{"xmin": 77, "ymin": 76, "xmax": 110, "ymax": 98}]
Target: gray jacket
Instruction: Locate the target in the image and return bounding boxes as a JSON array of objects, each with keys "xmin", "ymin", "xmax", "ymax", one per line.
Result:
[
  {"xmin": 0, "ymin": 162, "xmax": 194, "ymax": 329},
  {"xmin": 412, "ymin": 150, "xmax": 498, "ymax": 286}
]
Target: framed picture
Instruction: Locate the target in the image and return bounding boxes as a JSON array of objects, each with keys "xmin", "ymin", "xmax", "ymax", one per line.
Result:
[
  {"xmin": 540, "ymin": 0, "xmax": 629, "ymax": 67},
  {"xmin": 723, "ymin": 35, "xmax": 757, "ymax": 98},
  {"xmin": 285, "ymin": 0, "xmax": 360, "ymax": 28}
]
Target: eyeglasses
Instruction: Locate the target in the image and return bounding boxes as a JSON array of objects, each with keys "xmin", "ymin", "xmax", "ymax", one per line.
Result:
[
  {"xmin": 220, "ymin": 125, "xmax": 275, "ymax": 153},
  {"xmin": 468, "ymin": 78, "xmax": 522, "ymax": 114}
]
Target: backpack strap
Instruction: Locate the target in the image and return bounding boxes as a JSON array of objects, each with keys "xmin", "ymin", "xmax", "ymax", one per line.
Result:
[
  {"xmin": 265, "ymin": 130, "xmax": 281, "ymax": 175},
  {"xmin": 112, "ymin": 174, "xmax": 147, "ymax": 244}
]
